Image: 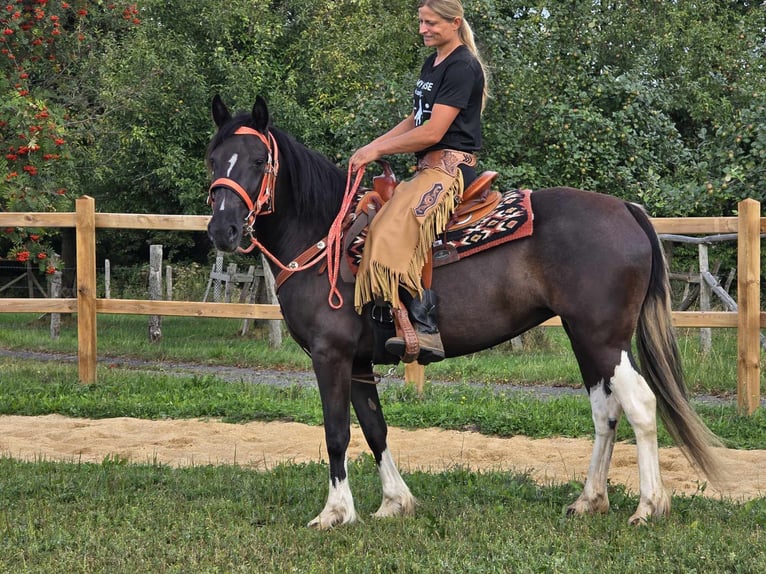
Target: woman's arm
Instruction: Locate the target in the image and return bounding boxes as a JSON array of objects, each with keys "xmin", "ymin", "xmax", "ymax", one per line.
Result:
[{"xmin": 350, "ymin": 104, "xmax": 460, "ymax": 171}]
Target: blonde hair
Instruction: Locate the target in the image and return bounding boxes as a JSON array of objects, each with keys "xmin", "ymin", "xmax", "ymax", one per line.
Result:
[{"xmin": 418, "ymin": 0, "xmax": 490, "ymax": 109}]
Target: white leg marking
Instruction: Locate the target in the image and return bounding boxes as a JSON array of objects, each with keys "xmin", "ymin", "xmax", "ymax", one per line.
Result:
[
  {"xmin": 610, "ymin": 351, "xmax": 670, "ymax": 524},
  {"xmin": 308, "ymin": 459, "xmax": 357, "ymax": 529},
  {"xmin": 569, "ymin": 381, "xmax": 621, "ymax": 516},
  {"xmin": 373, "ymin": 449, "xmax": 416, "ymax": 519}
]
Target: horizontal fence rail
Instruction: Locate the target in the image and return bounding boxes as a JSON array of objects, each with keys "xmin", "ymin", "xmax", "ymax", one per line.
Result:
[{"xmin": 0, "ymin": 196, "xmax": 763, "ymax": 413}]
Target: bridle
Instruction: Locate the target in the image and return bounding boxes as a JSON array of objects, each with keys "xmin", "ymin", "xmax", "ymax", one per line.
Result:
[
  {"xmin": 207, "ymin": 126, "xmax": 279, "ymax": 253},
  {"xmin": 207, "ymin": 124, "xmax": 364, "ymax": 309}
]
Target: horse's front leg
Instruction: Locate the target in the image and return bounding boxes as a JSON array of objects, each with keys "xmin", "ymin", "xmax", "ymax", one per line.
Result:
[
  {"xmin": 350, "ymin": 375, "xmax": 416, "ymax": 519},
  {"xmin": 307, "ymin": 348, "xmax": 357, "ymax": 529}
]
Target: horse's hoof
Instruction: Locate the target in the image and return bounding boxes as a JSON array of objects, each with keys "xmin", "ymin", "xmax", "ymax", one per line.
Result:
[
  {"xmin": 372, "ymin": 494, "xmax": 417, "ymax": 519},
  {"xmin": 307, "ymin": 513, "xmax": 352, "ymax": 530},
  {"xmin": 628, "ymin": 494, "xmax": 671, "ymax": 525},
  {"xmin": 566, "ymin": 493, "xmax": 609, "ymax": 516},
  {"xmin": 307, "ymin": 506, "xmax": 357, "ymax": 530}
]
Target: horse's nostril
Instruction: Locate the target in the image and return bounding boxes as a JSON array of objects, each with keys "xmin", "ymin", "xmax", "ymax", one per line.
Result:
[{"xmin": 207, "ymin": 219, "xmax": 242, "ymax": 252}]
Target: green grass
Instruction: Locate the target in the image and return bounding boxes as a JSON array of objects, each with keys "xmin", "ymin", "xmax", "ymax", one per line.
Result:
[
  {"xmin": 0, "ymin": 313, "xmax": 758, "ymax": 397},
  {"xmin": 0, "ymin": 312, "xmax": 764, "ymax": 572},
  {"xmin": 0, "ymin": 358, "xmax": 764, "ymax": 449},
  {"xmin": 0, "ymin": 456, "xmax": 764, "ymax": 573},
  {"xmin": 0, "ymin": 313, "xmax": 315, "ymax": 370}
]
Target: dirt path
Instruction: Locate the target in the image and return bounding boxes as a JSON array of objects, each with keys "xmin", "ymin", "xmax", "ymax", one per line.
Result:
[{"xmin": 1, "ymin": 414, "xmax": 763, "ymax": 501}]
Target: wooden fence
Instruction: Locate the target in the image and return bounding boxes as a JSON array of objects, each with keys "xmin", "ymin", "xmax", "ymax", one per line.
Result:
[{"xmin": 0, "ymin": 196, "xmax": 763, "ymax": 413}]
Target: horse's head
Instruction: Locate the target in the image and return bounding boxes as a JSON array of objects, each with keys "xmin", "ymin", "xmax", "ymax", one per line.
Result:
[{"xmin": 206, "ymin": 95, "xmax": 279, "ymax": 253}]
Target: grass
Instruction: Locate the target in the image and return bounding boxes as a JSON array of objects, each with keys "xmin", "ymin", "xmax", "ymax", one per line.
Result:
[
  {"xmin": 0, "ymin": 312, "xmax": 764, "ymax": 572},
  {"xmin": 0, "ymin": 356, "xmax": 764, "ymax": 449},
  {"xmin": 0, "ymin": 313, "xmax": 758, "ymax": 397},
  {"xmin": 0, "ymin": 457, "xmax": 764, "ymax": 573}
]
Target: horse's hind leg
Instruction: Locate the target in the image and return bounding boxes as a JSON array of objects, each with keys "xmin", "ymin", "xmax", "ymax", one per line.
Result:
[
  {"xmin": 566, "ymin": 326, "xmax": 669, "ymax": 524},
  {"xmin": 351, "ymin": 378, "xmax": 416, "ymax": 519},
  {"xmin": 610, "ymin": 351, "xmax": 671, "ymax": 524},
  {"xmin": 567, "ymin": 380, "xmax": 622, "ymax": 516}
]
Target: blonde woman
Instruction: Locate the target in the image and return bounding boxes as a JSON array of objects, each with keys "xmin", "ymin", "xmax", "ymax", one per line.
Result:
[{"xmin": 351, "ymin": 0, "xmax": 488, "ymax": 364}]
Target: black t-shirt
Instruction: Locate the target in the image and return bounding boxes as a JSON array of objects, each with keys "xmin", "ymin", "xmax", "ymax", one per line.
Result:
[{"xmin": 412, "ymin": 44, "xmax": 484, "ymax": 156}]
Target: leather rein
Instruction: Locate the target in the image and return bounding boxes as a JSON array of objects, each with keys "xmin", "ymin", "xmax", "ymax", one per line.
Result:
[{"xmin": 207, "ymin": 126, "xmax": 364, "ymax": 309}]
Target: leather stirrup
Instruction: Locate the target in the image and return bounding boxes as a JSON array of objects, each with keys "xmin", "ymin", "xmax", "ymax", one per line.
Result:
[{"xmin": 390, "ymin": 307, "xmax": 419, "ymax": 363}]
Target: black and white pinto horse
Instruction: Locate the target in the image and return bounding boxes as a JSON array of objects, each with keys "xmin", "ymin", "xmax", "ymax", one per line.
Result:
[{"xmin": 206, "ymin": 96, "xmax": 723, "ymax": 528}]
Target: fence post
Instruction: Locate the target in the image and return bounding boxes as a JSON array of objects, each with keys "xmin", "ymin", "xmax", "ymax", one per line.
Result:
[
  {"xmin": 698, "ymin": 243, "xmax": 712, "ymax": 353},
  {"xmin": 148, "ymin": 244, "xmax": 163, "ymax": 342},
  {"xmin": 737, "ymin": 198, "xmax": 761, "ymax": 414},
  {"xmin": 104, "ymin": 259, "xmax": 111, "ymax": 299},
  {"xmin": 260, "ymin": 253, "xmax": 282, "ymax": 348},
  {"xmin": 213, "ymin": 252, "xmax": 224, "ymax": 302},
  {"xmin": 405, "ymin": 362, "xmax": 425, "ymax": 396},
  {"xmin": 76, "ymin": 196, "xmax": 97, "ymax": 384},
  {"xmin": 224, "ymin": 263, "xmax": 237, "ymax": 302},
  {"xmin": 49, "ymin": 255, "xmax": 61, "ymax": 340}
]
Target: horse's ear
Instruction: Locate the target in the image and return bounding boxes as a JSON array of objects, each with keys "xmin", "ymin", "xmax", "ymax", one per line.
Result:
[
  {"xmin": 252, "ymin": 96, "xmax": 269, "ymax": 132},
  {"xmin": 211, "ymin": 94, "xmax": 231, "ymax": 128}
]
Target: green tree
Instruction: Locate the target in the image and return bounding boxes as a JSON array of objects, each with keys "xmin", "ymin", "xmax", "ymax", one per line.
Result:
[
  {"xmin": 1, "ymin": 0, "xmax": 140, "ymax": 272},
  {"xmin": 3, "ymin": 0, "xmax": 764, "ymax": 274},
  {"xmin": 473, "ymin": 0, "xmax": 766, "ymax": 216}
]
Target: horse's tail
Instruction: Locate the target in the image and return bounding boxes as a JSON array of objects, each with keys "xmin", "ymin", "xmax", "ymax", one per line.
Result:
[{"xmin": 625, "ymin": 202, "xmax": 726, "ymax": 484}]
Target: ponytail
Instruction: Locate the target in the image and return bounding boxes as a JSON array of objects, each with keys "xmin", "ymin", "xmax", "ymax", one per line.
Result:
[
  {"xmin": 418, "ymin": 0, "xmax": 490, "ymax": 110},
  {"xmin": 458, "ymin": 19, "xmax": 490, "ymax": 111}
]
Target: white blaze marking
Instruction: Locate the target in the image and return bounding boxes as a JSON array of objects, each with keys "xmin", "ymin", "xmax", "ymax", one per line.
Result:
[
  {"xmin": 217, "ymin": 153, "xmax": 239, "ymax": 212},
  {"xmin": 226, "ymin": 153, "xmax": 238, "ymax": 177}
]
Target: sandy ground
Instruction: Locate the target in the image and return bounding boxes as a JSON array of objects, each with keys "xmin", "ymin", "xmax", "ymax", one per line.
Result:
[{"xmin": 0, "ymin": 414, "xmax": 763, "ymax": 501}]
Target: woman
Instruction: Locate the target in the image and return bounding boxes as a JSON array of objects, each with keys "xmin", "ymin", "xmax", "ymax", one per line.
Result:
[{"xmin": 351, "ymin": 0, "xmax": 488, "ymax": 364}]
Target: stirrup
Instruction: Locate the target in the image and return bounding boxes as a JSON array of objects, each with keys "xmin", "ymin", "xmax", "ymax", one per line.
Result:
[{"xmin": 389, "ymin": 307, "xmax": 419, "ymax": 363}]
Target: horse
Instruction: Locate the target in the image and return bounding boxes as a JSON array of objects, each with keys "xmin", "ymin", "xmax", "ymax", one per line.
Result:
[{"xmin": 205, "ymin": 95, "xmax": 724, "ymax": 528}]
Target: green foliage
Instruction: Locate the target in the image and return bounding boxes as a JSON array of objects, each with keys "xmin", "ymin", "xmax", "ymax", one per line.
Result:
[
  {"xmin": 475, "ymin": 0, "xmax": 766, "ymax": 215},
  {"xmin": 2, "ymin": 0, "xmax": 766, "ymax": 269},
  {"xmin": 1, "ymin": 0, "xmax": 140, "ymax": 268},
  {"xmin": 92, "ymin": 1, "xmax": 284, "ymax": 214}
]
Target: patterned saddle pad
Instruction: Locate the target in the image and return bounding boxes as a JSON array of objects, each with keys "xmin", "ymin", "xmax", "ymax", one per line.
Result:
[
  {"xmin": 346, "ymin": 188, "xmax": 533, "ymax": 273},
  {"xmin": 433, "ymin": 188, "xmax": 533, "ymax": 267}
]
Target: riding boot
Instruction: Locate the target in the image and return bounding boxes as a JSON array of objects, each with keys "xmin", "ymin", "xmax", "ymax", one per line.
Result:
[{"xmin": 385, "ymin": 289, "xmax": 445, "ymax": 365}]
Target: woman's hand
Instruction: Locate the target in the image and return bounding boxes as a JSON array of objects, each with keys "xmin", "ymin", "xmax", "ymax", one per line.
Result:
[{"xmin": 349, "ymin": 144, "xmax": 380, "ymax": 173}]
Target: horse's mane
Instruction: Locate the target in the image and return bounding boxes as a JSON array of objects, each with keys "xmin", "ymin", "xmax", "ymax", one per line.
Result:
[{"xmin": 207, "ymin": 113, "xmax": 347, "ymax": 225}]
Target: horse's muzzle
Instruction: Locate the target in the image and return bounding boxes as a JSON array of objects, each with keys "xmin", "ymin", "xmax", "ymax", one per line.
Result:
[{"xmin": 207, "ymin": 218, "xmax": 242, "ymax": 253}]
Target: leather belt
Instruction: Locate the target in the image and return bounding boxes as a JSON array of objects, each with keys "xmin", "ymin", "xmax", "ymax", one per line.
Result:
[{"xmin": 417, "ymin": 149, "xmax": 477, "ymax": 177}]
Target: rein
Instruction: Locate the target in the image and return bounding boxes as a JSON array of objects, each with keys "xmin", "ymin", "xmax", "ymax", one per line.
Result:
[
  {"xmin": 253, "ymin": 164, "xmax": 364, "ymax": 309},
  {"xmin": 208, "ymin": 125, "xmax": 365, "ymax": 309}
]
